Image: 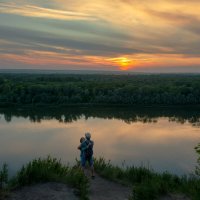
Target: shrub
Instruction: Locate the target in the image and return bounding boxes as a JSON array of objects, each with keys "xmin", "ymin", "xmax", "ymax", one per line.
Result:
[
  {"xmin": 0, "ymin": 163, "xmax": 8, "ymax": 189},
  {"xmin": 0, "ymin": 163, "xmax": 8, "ymax": 199},
  {"xmin": 195, "ymin": 143, "xmax": 200, "ymax": 177}
]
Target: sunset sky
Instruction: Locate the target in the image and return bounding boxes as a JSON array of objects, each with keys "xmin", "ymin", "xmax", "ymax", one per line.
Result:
[{"xmin": 0, "ymin": 0, "xmax": 200, "ymax": 72}]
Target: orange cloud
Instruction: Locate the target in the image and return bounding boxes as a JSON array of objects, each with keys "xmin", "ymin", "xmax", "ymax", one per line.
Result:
[
  {"xmin": 0, "ymin": 51, "xmax": 116, "ymax": 70},
  {"xmin": 1, "ymin": 50, "xmax": 200, "ymax": 71},
  {"xmin": 106, "ymin": 54, "xmax": 200, "ymax": 71}
]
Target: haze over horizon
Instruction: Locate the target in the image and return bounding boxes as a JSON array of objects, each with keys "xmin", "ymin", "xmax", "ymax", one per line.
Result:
[{"xmin": 0, "ymin": 0, "xmax": 200, "ymax": 73}]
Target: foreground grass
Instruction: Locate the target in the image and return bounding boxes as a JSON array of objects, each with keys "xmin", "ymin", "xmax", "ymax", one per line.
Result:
[
  {"xmin": 0, "ymin": 156, "xmax": 89, "ymax": 200},
  {"xmin": 94, "ymin": 158, "xmax": 200, "ymax": 200},
  {"xmin": 1, "ymin": 154, "xmax": 200, "ymax": 200}
]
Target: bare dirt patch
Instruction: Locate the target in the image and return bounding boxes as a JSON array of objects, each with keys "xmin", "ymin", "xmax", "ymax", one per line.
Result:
[
  {"xmin": 6, "ymin": 182, "xmax": 78, "ymax": 200},
  {"xmin": 88, "ymin": 173, "xmax": 131, "ymax": 200}
]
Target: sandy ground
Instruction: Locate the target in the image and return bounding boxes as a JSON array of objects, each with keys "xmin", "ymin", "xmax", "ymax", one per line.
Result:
[
  {"xmin": 6, "ymin": 182, "xmax": 79, "ymax": 200},
  {"xmin": 5, "ymin": 173, "xmax": 190, "ymax": 200},
  {"xmin": 5, "ymin": 172, "xmax": 131, "ymax": 200},
  {"xmin": 89, "ymin": 174, "xmax": 131, "ymax": 200}
]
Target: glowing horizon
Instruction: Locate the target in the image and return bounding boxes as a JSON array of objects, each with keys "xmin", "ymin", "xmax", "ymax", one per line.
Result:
[{"xmin": 0, "ymin": 0, "xmax": 200, "ymax": 72}]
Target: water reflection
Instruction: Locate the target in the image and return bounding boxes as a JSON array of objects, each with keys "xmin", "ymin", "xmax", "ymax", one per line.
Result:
[
  {"xmin": 1, "ymin": 106, "xmax": 200, "ymax": 126},
  {"xmin": 0, "ymin": 106, "xmax": 200, "ymax": 176}
]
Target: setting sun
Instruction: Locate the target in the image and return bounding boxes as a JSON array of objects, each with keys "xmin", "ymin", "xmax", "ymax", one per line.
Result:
[
  {"xmin": 107, "ymin": 57, "xmax": 133, "ymax": 70},
  {"xmin": 119, "ymin": 57, "xmax": 132, "ymax": 69}
]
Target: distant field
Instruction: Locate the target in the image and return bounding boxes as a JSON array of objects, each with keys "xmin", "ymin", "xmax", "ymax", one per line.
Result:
[{"xmin": 0, "ymin": 73, "xmax": 200, "ymax": 105}]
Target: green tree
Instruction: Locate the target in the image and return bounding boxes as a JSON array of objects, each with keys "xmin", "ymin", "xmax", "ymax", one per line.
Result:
[
  {"xmin": 0, "ymin": 163, "xmax": 8, "ymax": 189},
  {"xmin": 195, "ymin": 143, "xmax": 200, "ymax": 177}
]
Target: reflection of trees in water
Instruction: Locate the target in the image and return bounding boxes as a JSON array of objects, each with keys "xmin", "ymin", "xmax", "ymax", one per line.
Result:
[
  {"xmin": 169, "ymin": 116, "xmax": 200, "ymax": 127},
  {"xmin": 1, "ymin": 106, "xmax": 200, "ymax": 126}
]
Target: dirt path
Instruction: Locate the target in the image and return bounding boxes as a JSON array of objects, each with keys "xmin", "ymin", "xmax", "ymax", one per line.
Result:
[
  {"xmin": 87, "ymin": 173, "xmax": 190, "ymax": 200},
  {"xmin": 88, "ymin": 174, "xmax": 131, "ymax": 200}
]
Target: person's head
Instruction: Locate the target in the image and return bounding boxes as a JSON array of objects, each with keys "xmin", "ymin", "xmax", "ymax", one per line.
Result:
[
  {"xmin": 85, "ymin": 132, "xmax": 91, "ymax": 140},
  {"xmin": 80, "ymin": 137, "xmax": 85, "ymax": 143}
]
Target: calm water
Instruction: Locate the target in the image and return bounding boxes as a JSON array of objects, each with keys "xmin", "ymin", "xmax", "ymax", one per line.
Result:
[{"xmin": 0, "ymin": 107, "xmax": 200, "ymax": 176}]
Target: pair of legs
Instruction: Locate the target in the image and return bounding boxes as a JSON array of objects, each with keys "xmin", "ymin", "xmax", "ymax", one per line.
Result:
[{"xmin": 81, "ymin": 155, "xmax": 95, "ymax": 178}]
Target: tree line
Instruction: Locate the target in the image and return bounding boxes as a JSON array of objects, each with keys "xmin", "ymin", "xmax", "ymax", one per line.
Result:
[{"xmin": 0, "ymin": 73, "xmax": 200, "ymax": 105}]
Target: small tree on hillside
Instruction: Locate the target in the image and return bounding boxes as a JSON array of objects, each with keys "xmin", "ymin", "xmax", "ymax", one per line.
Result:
[
  {"xmin": 195, "ymin": 143, "xmax": 200, "ymax": 177},
  {"xmin": 0, "ymin": 163, "xmax": 8, "ymax": 189}
]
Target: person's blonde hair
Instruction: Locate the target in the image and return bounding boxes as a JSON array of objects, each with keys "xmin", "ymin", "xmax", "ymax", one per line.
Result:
[{"xmin": 85, "ymin": 132, "xmax": 91, "ymax": 139}]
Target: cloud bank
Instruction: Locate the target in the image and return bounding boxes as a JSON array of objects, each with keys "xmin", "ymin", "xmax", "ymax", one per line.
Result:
[{"xmin": 0, "ymin": 0, "xmax": 200, "ymax": 72}]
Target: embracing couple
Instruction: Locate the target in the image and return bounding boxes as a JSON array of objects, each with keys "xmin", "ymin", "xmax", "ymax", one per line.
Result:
[{"xmin": 78, "ymin": 132, "xmax": 95, "ymax": 178}]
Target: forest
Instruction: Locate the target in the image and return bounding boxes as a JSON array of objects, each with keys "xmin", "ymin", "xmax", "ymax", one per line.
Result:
[{"xmin": 0, "ymin": 73, "xmax": 200, "ymax": 105}]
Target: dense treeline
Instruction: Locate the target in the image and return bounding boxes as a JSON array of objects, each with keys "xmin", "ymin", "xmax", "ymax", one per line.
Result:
[{"xmin": 0, "ymin": 73, "xmax": 200, "ymax": 105}]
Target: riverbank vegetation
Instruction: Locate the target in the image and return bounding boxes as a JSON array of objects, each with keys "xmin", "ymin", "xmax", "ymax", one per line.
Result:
[
  {"xmin": 94, "ymin": 144, "xmax": 200, "ymax": 199},
  {"xmin": 0, "ymin": 156, "xmax": 89, "ymax": 200},
  {"xmin": 1, "ymin": 73, "xmax": 200, "ymax": 106},
  {"xmin": 1, "ymin": 149, "xmax": 200, "ymax": 200},
  {"xmin": 94, "ymin": 157, "xmax": 200, "ymax": 200}
]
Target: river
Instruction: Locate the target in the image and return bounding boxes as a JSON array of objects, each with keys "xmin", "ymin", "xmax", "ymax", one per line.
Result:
[{"xmin": 0, "ymin": 106, "xmax": 200, "ymax": 176}]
